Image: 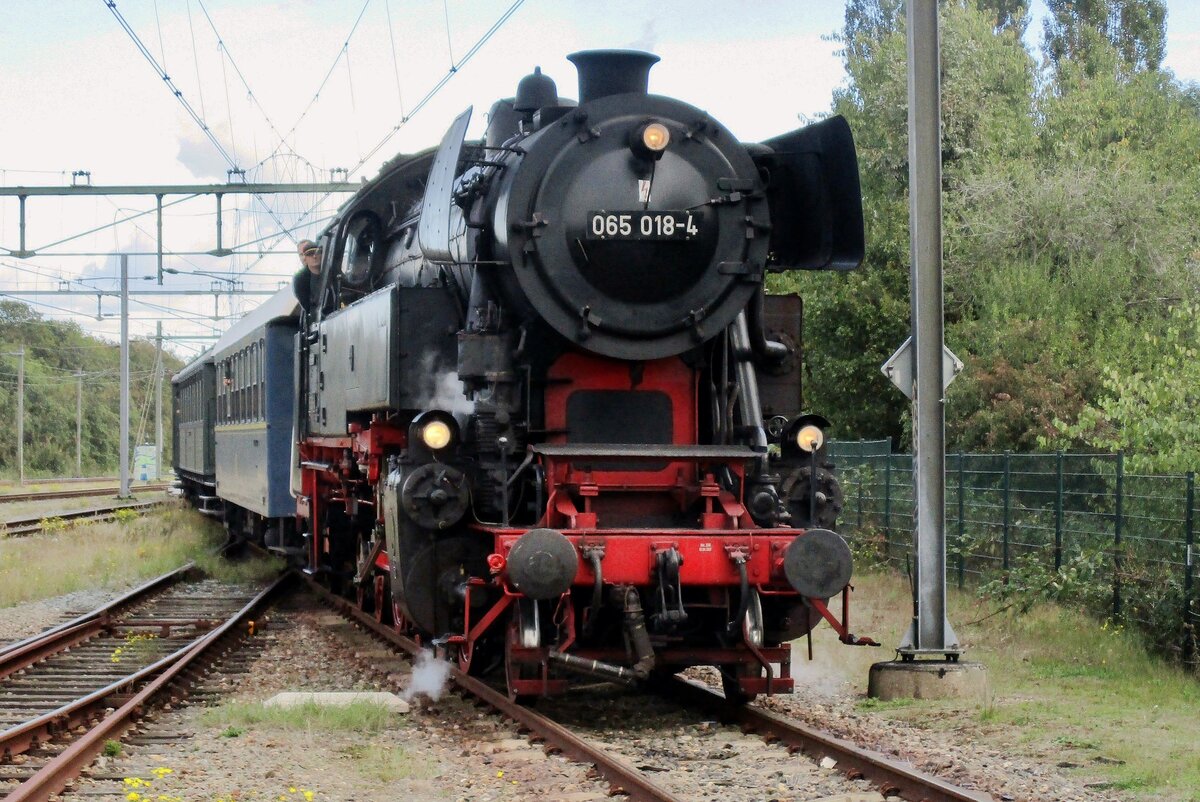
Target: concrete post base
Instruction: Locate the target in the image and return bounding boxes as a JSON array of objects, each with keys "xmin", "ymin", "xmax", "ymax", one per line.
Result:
[{"xmin": 868, "ymin": 660, "xmax": 988, "ymax": 701}]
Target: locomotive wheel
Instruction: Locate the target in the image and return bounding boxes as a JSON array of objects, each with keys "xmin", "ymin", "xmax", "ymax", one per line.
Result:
[
  {"xmin": 392, "ymin": 601, "xmax": 412, "ymax": 637},
  {"xmin": 455, "ymin": 640, "xmax": 474, "ymax": 674},
  {"xmin": 373, "ymin": 575, "xmax": 391, "ymax": 625},
  {"xmin": 355, "ymin": 583, "xmax": 373, "ymax": 615},
  {"xmin": 505, "ymin": 599, "xmax": 542, "ymax": 703}
]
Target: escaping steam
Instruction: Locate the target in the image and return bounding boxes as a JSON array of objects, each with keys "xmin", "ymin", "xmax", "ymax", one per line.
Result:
[
  {"xmin": 401, "ymin": 648, "xmax": 453, "ymax": 702},
  {"xmin": 419, "ymin": 353, "xmax": 474, "ymax": 421}
]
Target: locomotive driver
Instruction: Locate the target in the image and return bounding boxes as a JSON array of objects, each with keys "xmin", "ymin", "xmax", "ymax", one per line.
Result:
[{"xmin": 292, "ymin": 239, "xmax": 334, "ymax": 315}]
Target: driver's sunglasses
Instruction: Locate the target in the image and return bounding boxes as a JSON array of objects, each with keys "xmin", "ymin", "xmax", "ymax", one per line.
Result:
[{"xmin": 303, "ymin": 247, "xmax": 321, "ymax": 258}]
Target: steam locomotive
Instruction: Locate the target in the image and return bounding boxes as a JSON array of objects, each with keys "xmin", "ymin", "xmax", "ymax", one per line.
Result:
[{"xmin": 176, "ymin": 50, "xmax": 874, "ymax": 701}]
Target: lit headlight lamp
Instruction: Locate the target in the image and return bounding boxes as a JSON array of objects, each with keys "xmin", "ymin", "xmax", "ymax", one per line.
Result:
[
  {"xmin": 631, "ymin": 121, "xmax": 671, "ymax": 159},
  {"xmin": 410, "ymin": 410, "xmax": 458, "ymax": 455},
  {"xmin": 782, "ymin": 414, "xmax": 831, "ymax": 459},
  {"xmin": 796, "ymin": 424, "xmax": 824, "ymax": 453}
]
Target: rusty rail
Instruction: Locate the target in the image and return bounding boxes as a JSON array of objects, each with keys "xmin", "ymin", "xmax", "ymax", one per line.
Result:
[
  {"xmin": 0, "ymin": 484, "xmax": 170, "ymax": 504},
  {"xmin": 300, "ymin": 575, "xmax": 685, "ymax": 802},
  {"xmin": 1, "ymin": 499, "xmax": 170, "ymax": 537},
  {"xmin": 0, "ymin": 564, "xmax": 192, "ymax": 667},
  {"xmin": 4, "ymin": 573, "xmax": 290, "ymax": 801},
  {"xmin": 666, "ymin": 677, "xmax": 994, "ymax": 802}
]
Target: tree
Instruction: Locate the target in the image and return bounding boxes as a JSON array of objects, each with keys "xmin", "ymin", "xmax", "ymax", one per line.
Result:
[
  {"xmin": 0, "ymin": 301, "xmax": 183, "ymax": 477},
  {"xmin": 1049, "ymin": 305, "xmax": 1200, "ymax": 474},
  {"xmin": 788, "ymin": 0, "xmax": 1037, "ymax": 444},
  {"xmin": 1043, "ymin": 0, "xmax": 1167, "ymax": 82}
]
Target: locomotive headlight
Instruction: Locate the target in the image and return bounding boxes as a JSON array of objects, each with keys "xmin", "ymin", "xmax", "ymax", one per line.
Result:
[
  {"xmin": 795, "ymin": 424, "xmax": 824, "ymax": 453},
  {"xmin": 420, "ymin": 420, "xmax": 453, "ymax": 451},
  {"xmin": 631, "ymin": 122, "xmax": 671, "ymax": 159},
  {"xmin": 641, "ymin": 122, "xmax": 670, "ymax": 152}
]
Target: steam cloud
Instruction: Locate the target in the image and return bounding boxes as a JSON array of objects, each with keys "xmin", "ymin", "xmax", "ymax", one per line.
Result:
[
  {"xmin": 418, "ymin": 353, "xmax": 474, "ymax": 420},
  {"xmin": 401, "ymin": 648, "xmax": 453, "ymax": 702}
]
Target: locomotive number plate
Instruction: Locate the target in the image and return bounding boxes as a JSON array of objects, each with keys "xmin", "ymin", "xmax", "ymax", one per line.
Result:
[{"xmin": 586, "ymin": 210, "xmax": 701, "ymax": 241}]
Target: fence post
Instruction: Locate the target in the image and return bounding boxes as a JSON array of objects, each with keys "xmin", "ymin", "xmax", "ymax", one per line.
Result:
[
  {"xmin": 883, "ymin": 456, "xmax": 892, "ymax": 559},
  {"xmin": 1185, "ymin": 471, "xmax": 1195, "ymax": 663},
  {"xmin": 1113, "ymin": 451, "xmax": 1124, "ymax": 621},
  {"xmin": 1002, "ymin": 450, "xmax": 1011, "ymax": 572},
  {"xmin": 857, "ymin": 470, "xmax": 864, "ymax": 531},
  {"xmin": 957, "ymin": 452, "xmax": 965, "ymax": 589},
  {"xmin": 1055, "ymin": 451, "xmax": 1064, "ymax": 572}
]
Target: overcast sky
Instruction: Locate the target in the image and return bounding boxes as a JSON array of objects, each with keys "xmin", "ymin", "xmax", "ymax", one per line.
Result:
[{"xmin": 1, "ymin": 0, "xmax": 1197, "ymax": 357}]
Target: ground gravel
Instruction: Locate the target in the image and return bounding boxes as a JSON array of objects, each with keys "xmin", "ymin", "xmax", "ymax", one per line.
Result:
[
  {"xmin": 742, "ymin": 658, "xmax": 1131, "ymax": 802},
  {"xmin": 51, "ymin": 594, "xmax": 1135, "ymax": 802},
  {"xmin": 0, "ymin": 586, "xmax": 132, "ymax": 648},
  {"xmin": 58, "ymin": 596, "xmax": 612, "ymax": 802}
]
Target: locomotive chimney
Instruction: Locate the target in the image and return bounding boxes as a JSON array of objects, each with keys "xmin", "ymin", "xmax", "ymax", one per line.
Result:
[{"xmin": 567, "ymin": 49, "xmax": 660, "ymax": 104}]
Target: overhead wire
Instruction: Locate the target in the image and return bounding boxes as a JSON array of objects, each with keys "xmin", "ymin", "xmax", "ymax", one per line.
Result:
[
  {"xmin": 102, "ymin": 1, "xmax": 296, "ymax": 245},
  {"xmin": 152, "ymin": 0, "xmax": 168, "ymax": 72},
  {"xmin": 185, "ymin": 0, "xmax": 208, "ymax": 120},
  {"xmin": 443, "ymin": 0, "xmax": 456, "ymax": 67},
  {"xmin": 25, "ymin": 193, "xmax": 198, "ymax": 254},
  {"xmin": 246, "ymin": 0, "xmax": 373, "ymax": 175},
  {"xmin": 195, "ymin": 0, "xmax": 313, "ymax": 171},
  {"xmin": 103, "ymin": 1, "xmax": 239, "ymax": 171},
  {"xmin": 227, "ymin": 0, "xmax": 527, "ymax": 282},
  {"xmin": 383, "ymin": 0, "xmax": 406, "ymax": 118}
]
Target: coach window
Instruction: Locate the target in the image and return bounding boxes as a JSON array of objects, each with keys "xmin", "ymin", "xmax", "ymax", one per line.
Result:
[
  {"xmin": 247, "ymin": 345, "xmax": 253, "ymax": 422},
  {"xmin": 258, "ymin": 337, "xmax": 265, "ymax": 420},
  {"xmin": 251, "ymin": 343, "xmax": 258, "ymax": 421},
  {"xmin": 228, "ymin": 356, "xmax": 235, "ymax": 421},
  {"xmin": 240, "ymin": 348, "xmax": 247, "ymax": 421},
  {"xmin": 232, "ymin": 354, "xmax": 239, "ymax": 421},
  {"xmin": 249, "ymin": 343, "xmax": 256, "ymax": 421},
  {"xmin": 239, "ymin": 348, "xmax": 247, "ymax": 421},
  {"xmin": 236, "ymin": 352, "xmax": 243, "ymax": 421},
  {"xmin": 248, "ymin": 343, "xmax": 255, "ymax": 421},
  {"xmin": 246, "ymin": 346, "xmax": 253, "ymax": 420},
  {"xmin": 223, "ymin": 360, "xmax": 230, "ymax": 422}
]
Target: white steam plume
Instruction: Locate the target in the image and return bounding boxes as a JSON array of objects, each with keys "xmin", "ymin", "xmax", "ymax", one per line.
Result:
[{"xmin": 401, "ymin": 648, "xmax": 453, "ymax": 702}]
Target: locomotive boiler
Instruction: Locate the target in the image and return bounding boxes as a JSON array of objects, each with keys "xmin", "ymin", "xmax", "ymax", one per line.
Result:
[{"xmin": 293, "ymin": 50, "xmax": 873, "ymax": 701}]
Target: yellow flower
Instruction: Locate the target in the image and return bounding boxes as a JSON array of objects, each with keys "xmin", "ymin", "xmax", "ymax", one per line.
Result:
[
  {"xmin": 303, "ymin": 792, "xmax": 313, "ymax": 802},
  {"xmin": 496, "ymin": 771, "xmax": 504, "ymax": 778},
  {"xmin": 289, "ymin": 788, "xmax": 297, "ymax": 794},
  {"xmin": 127, "ymin": 794, "xmax": 142, "ymax": 802}
]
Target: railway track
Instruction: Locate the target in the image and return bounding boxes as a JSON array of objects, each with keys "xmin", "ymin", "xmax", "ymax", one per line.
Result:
[
  {"xmin": 0, "ymin": 478, "xmax": 116, "ymax": 489},
  {"xmin": 0, "ymin": 571, "xmax": 286, "ymax": 801},
  {"xmin": 0, "ymin": 500, "xmax": 171, "ymax": 538},
  {"xmin": 302, "ymin": 576, "xmax": 994, "ymax": 802},
  {"xmin": 0, "ymin": 485, "xmax": 171, "ymax": 505}
]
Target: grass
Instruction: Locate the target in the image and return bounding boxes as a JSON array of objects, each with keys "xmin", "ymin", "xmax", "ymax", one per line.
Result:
[
  {"xmin": 0, "ymin": 506, "xmax": 285, "ymax": 608},
  {"xmin": 203, "ymin": 700, "xmax": 433, "ymax": 784},
  {"xmin": 0, "ymin": 506, "xmax": 225, "ymax": 607},
  {"xmin": 339, "ymin": 743, "xmax": 435, "ymax": 783},
  {"xmin": 802, "ymin": 569, "xmax": 1200, "ymax": 802},
  {"xmin": 199, "ymin": 700, "xmax": 402, "ymax": 734},
  {"xmin": 0, "ymin": 491, "xmax": 165, "ymax": 523},
  {"xmin": 194, "ymin": 547, "xmax": 286, "ymax": 584}
]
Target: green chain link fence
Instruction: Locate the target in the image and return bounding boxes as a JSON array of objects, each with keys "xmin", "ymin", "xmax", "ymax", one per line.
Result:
[{"xmin": 830, "ymin": 441, "xmax": 1199, "ymax": 670}]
